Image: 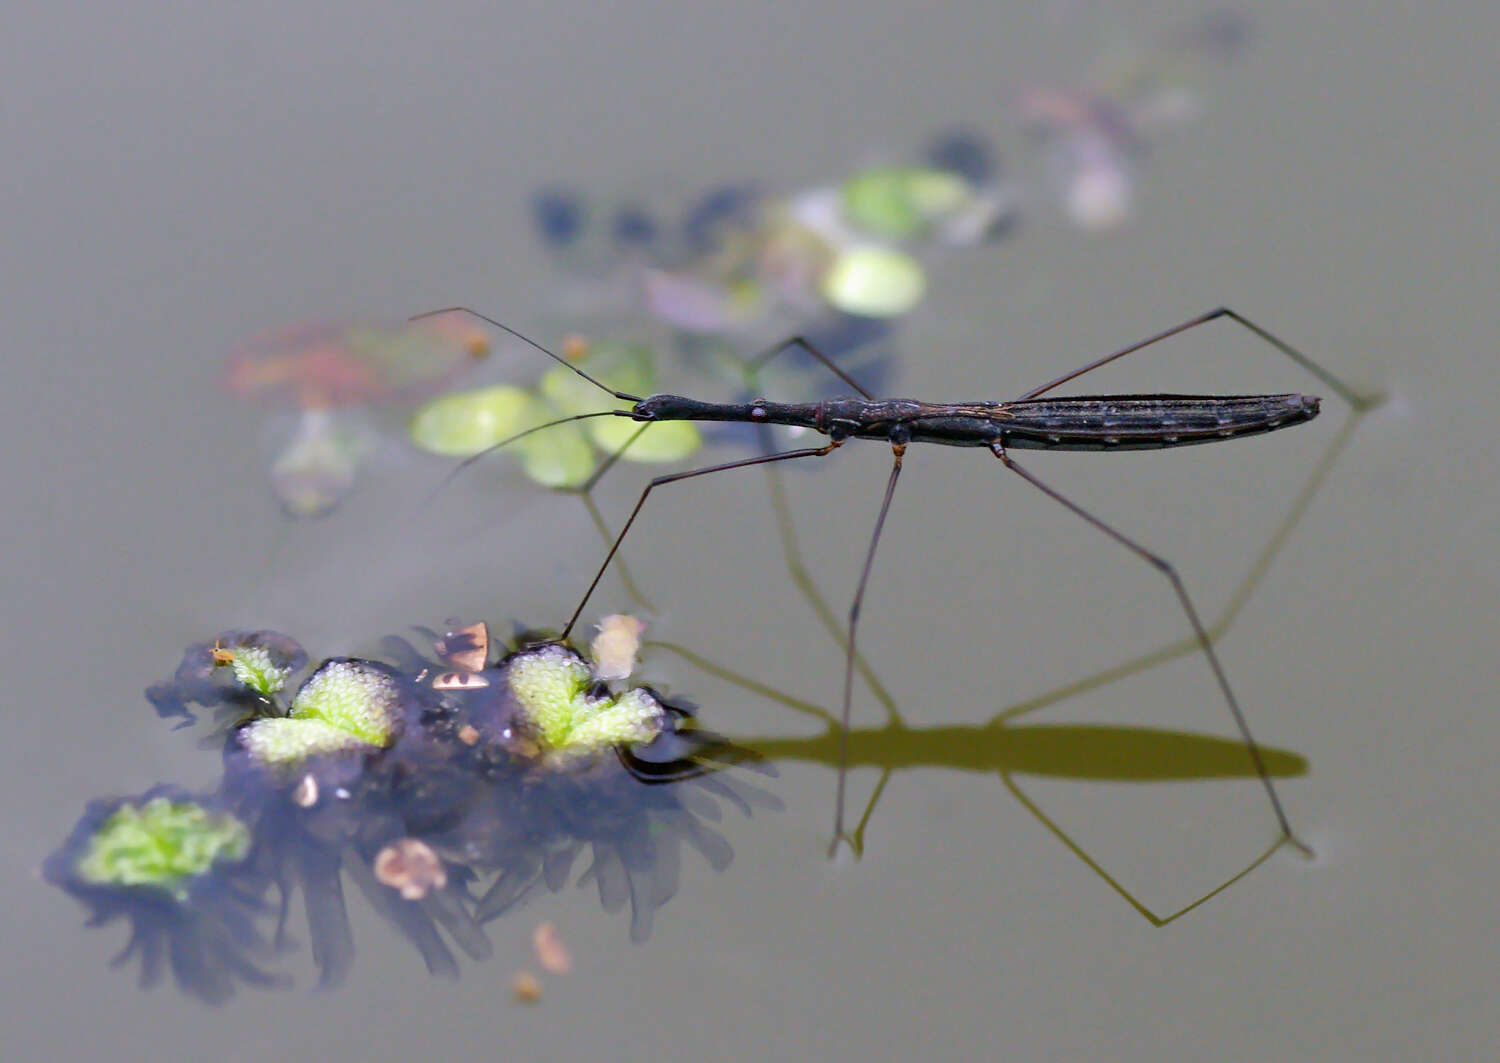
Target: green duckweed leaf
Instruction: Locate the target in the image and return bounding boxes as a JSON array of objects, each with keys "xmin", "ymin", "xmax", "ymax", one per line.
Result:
[
  {"xmin": 821, "ymin": 246, "xmax": 927, "ymax": 317},
  {"xmin": 588, "ymin": 417, "xmax": 702, "ymax": 462},
  {"xmin": 409, "ymin": 385, "xmax": 535, "ymax": 456}
]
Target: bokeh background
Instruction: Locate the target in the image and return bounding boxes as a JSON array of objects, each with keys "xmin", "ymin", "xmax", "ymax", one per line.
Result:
[{"xmin": 4, "ymin": 1, "xmax": 1495, "ymax": 1060}]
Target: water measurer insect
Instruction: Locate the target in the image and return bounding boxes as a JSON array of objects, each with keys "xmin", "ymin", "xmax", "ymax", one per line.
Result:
[{"xmin": 415, "ymin": 305, "xmax": 1375, "ymax": 859}]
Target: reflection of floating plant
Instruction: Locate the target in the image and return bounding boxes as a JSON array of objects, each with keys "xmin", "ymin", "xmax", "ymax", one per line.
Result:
[
  {"xmin": 223, "ymin": 313, "xmax": 492, "ymax": 517},
  {"xmin": 532, "ymin": 134, "xmax": 1014, "ymax": 337},
  {"xmin": 410, "ymin": 337, "xmax": 701, "ymax": 487}
]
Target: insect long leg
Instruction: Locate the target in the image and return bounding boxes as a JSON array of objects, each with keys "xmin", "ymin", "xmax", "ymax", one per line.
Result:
[
  {"xmin": 990, "ymin": 438, "xmax": 1313, "ymax": 858},
  {"xmin": 744, "ymin": 333, "xmax": 908, "ymax": 847},
  {"xmin": 748, "ymin": 335, "xmax": 876, "ymax": 399},
  {"xmin": 1019, "ymin": 306, "xmax": 1377, "ymax": 409},
  {"xmin": 742, "ymin": 333, "xmax": 903, "ymax": 724},
  {"xmin": 831, "ymin": 440, "xmax": 907, "ymax": 856},
  {"xmin": 560, "ymin": 441, "xmax": 845, "ymax": 641}
]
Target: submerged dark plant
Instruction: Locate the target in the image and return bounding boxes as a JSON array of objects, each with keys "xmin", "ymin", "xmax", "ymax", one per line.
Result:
[
  {"xmin": 50, "ymin": 619, "xmax": 776, "ymax": 1000},
  {"xmin": 44, "ymin": 785, "xmax": 287, "ymax": 1004}
]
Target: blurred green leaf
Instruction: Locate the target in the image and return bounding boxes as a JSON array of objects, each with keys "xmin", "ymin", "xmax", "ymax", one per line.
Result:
[
  {"xmin": 822, "ymin": 246, "xmax": 927, "ymax": 317},
  {"xmin": 518, "ymin": 421, "xmax": 596, "ymax": 488},
  {"xmin": 590, "ymin": 417, "xmax": 702, "ymax": 462},
  {"xmin": 409, "ymin": 385, "xmax": 534, "ymax": 456},
  {"xmin": 841, "ymin": 167, "xmax": 971, "ymax": 241}
]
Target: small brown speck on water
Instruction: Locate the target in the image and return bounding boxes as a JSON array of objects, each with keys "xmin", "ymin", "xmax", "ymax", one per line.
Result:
[
  {"xmin": 512, "ymin": 970, "xmax": 543, "ymax": 1003},
  {"xmin": 533, "ymin": 921, "xmax": 572, "ymax": 975},
  {"xmin": 373, "ymin": 838, "xmax": 447, "ymax": 900}
]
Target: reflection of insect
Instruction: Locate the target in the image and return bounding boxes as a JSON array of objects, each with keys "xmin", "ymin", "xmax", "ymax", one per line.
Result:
[{"xmin": 418, "ymin": 305, "xmax": 1375, "ymax": 858}]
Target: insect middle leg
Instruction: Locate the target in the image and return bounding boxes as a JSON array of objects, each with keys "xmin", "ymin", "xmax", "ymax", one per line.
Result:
[{"xmin": 830, "ymin": 439, "xmax": 907, "ymax": 856}]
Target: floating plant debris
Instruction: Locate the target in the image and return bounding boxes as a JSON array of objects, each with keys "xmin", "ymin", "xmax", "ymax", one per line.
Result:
[
  {"xmin": 410, "ymin": 336, "xmax": 701, "ymax": 488},
  {"xmin": 373, "ymin": 838, "xmax": 448, "ymax": 901},
  {"xmin": 238, "ymin": 659, "xmax": 402, "ymax": 768},
  {"xmin": 72, "ymin": 795, "xmax": 251, "ymax": 900},
  {"xmin": 224, "ymin": 312, "xmax": 491, "ymax": 518},
  {"xmin": 511, "ymin": 970, "xmax": 543, "ymax": 1004},
  {"xmin": 532, "ymin": 921, "xmax": 572, "ymax": 975},
  {"xmin": 50, "ymin": 616, "xmax": 776, "ymax": 1000},
  {"xmin": 44, "ymin": 786, "xmax": 285, "ymax": 1004},
  {"xmin": 591, "ymin": 614, "xmax": 646, "ymax": 681}
]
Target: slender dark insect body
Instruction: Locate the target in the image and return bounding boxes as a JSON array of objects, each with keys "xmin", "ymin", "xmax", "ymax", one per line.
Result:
[
  {"xmin": 636, "ymin": 392, "xmax": 1320, "ymax": 450},
  {"xmin": 416, "ymin": 305, "xmax": 1375, "ymax": 865}
]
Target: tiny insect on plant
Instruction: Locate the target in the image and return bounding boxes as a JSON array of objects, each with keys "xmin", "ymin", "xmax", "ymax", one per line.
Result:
[{"xmin": 413, "ymin": 304, "xmax": 1379, "ymax": 863}]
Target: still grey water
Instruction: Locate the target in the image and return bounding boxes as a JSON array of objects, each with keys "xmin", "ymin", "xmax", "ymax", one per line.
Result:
[{"xmin": 4, "ymin": 2, "xmax": 1497, "ymax": 1060}]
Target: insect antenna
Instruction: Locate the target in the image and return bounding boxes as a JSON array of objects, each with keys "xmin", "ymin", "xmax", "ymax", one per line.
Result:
[
  {"xmin": 424, "ymin": 409, "xmax": 636, "ymax": 501},
  {"xmin": 410, "ymin": 306, "xmax": 645, "ymax": 403}
]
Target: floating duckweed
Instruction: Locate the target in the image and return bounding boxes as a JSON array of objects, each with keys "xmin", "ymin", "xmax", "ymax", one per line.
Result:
[
  {"xmin": 841, "ymin": 167, "xmax": 971, "ymax": 240},
  {"xmin": 517, "ymin": 422, "xmax": 596, "ymax": 488},
  {"xmin": 416, "ymin": 338, "xmax": 702, "ymax": 488},
  {"xmin": 292, "ymin": 661, "xmax": 399, "ymax": 745},
  {"xmin": 506, "ymin": 645, "xmax": 666, "ymax": 765},
  {"xmin": 409, "ymin": 385, "xmax": 535, "ymax": 457},
  {"xmin": 230, "ymin": 644, "xmax": 291, "ymax": 696},
  {"xmin": 561, "ymin": 689, "xmax": 664, "ymax": 751},
  {"xmin": 240, "ymin": 717, "xmax": 380, "ymax": 766},
  {"xmin": 588, "ymin": 417, "xmax": 701, "ymax": 463},
  {"xmin": 821, "ymin": 246, "xmax": 927, "ymax": 317},
  {"xmin": 75, "ymin": 797, "xmax": 250, "ymax": 900},
  {"xmin": 240, "ymin": 660, "xmax": 400, "ymax": 767},
  {"xmin": 507, "ymin": 646, "xmax": 593, "ymax": 744}
]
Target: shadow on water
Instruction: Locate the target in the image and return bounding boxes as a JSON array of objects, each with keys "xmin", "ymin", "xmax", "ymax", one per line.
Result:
[{"xmin": 646, "ymin": 389, "xmax": 1372, "ymax": 925}]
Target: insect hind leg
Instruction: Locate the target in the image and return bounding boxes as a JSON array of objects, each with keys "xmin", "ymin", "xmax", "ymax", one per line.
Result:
[
  {"xmin": 1018, "ymin": 306, "xmax": 1379, "ymax": 410},
  {"xmin": 990, "ymin": 438, "xmax": 1314, "ymax": 859}
]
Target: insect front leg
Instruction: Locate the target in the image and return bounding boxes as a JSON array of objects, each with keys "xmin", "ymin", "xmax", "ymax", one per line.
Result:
[{"xmin": 561, "ymin": 441, "xmax": 844, "ymax": 641}]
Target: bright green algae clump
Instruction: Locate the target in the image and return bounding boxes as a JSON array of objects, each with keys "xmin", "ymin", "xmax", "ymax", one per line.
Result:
[
  {"xmin": 240, "ymin": 659, "xmax": 400, "ymax": 767},
  {"xmin": 76, "ymin": 797, "xmax": 250, "ymax": 900},
  {"xmin": 507, "ymin": 644, "xmax": 665, "ymax": 767},
  {"xmin": 229, "ymin": 644, "xmax": 292, "ymax": 696}
]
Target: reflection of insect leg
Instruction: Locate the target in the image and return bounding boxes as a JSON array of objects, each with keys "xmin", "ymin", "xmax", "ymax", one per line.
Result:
[
  {"xmin": 745, "ymin": 336, "xmax": 902, "ymax": 717},
  {"xmin": 988, "ymin": 307, "xmax": 1375, "ymax": 857},
  {"xmin": 993, "ymin": 438, "xmax": 1307, "ymax": 854},
  {"xmin": 828, "ymin": 442, "xmax": 905, "ymax": 856},
  {"xmin": 998, "ymin": 771, "xmax": 1286, "ymax": 927},
  {"xmin": 744, "ymin": 335, "xmax": 909, "ymax": 854},
  {"xmin": 560, "ymin": 441, "xmax": 844, "ymax": 641}
]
